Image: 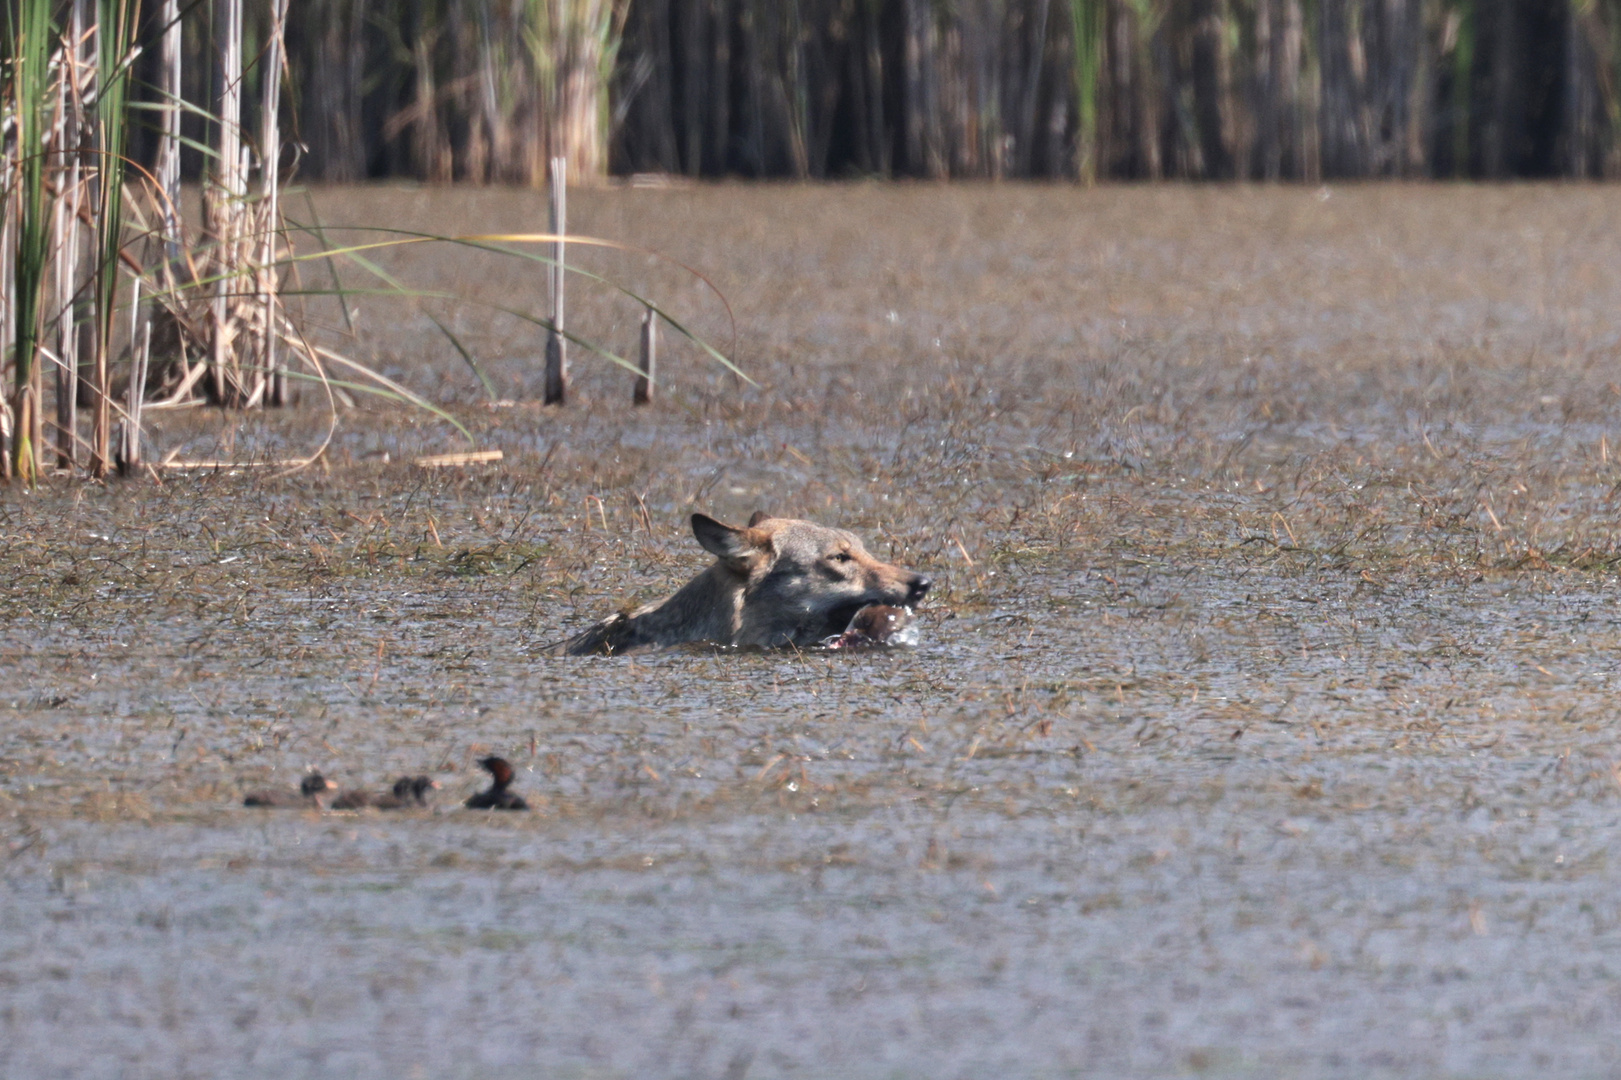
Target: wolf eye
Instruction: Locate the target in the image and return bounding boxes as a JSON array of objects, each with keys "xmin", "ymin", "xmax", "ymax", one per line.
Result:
[{"xmin": 830, "ymin": 551, "xmax": 853, "ymax": 563}]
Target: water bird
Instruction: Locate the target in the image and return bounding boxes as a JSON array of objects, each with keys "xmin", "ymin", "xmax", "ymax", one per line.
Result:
[
  {"xmin": 465, "ymin": 756, "xmax": 529, "ymax": 810},
  {"xmin": 825, "ymin": 604, "xmax": 916, "ymax": 649},
  {"xmin": 243, "ymin": 773, "xmax": 336, "ymax": 809},
  {"xmin": 332, "ymin": 775, "xmax": 440, "ymax": 810}
]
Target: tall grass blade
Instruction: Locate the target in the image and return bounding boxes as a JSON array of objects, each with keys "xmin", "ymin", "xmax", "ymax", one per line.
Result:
[{"xmin": 429, "ymin": 315, "xmax": 499, "ymax": 400}]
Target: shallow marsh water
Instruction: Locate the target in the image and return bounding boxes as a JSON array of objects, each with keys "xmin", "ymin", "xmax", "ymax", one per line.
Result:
[{"xmin": 6, "ymin": 184, "xmax": 1621, "ymax": 1077}]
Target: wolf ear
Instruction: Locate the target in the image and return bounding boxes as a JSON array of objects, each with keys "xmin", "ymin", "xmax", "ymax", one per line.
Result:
[
  {"xmin": 692, "ymin": 513, "xmax": 768, "ymax": 565},
  {"xmin": 747, "ymin": 510, "xmax": 772, "ymax": 527}
]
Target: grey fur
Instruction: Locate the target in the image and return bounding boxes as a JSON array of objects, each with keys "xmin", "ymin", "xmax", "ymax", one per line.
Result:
[{"xmin": 558, "ymin": 512, "xmax": 931, "ymax": 656}]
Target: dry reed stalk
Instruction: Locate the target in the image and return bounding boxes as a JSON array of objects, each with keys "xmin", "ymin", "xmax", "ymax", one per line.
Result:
[
  {"xmin": 543, "ymin": 154, "xmax": 567, "ymax": 404},
  {"xmin": 157, "ymin": 457, "xmax": 309, "ymax": 469},
  {"xmin": 633, "ymin": 305, "xmax": 654, "ymax": 404},
  {"xmin": 82, "ymin": 3, "xmax": 101, "ymax": 476},
  {"xmin": 208, "ymin": 0, "xmax": 245, "ymax": 407},
  {"xmin": 52, "ymin": 0, "xmax": 88, "ymax": 470},
  {"xmin": 156, "ymin": 0, "xmax": 181, "ymax": 261},
  {"xmin": 261, "ymin": 0, "xmax": 287, "ymax": 406}
]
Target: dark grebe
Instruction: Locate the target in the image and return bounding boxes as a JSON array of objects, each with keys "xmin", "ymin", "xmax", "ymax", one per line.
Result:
[{"xmin": 465, "ymin": 756, "xmax": 529, "ymax": 810}]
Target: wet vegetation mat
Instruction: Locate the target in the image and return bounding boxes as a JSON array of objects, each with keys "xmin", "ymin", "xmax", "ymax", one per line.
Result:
[{"xmin": 6, "ymin": 183, "xmax": 1621, "ymax": 1078}]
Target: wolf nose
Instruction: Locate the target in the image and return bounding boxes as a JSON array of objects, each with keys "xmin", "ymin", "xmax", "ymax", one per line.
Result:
[{"xmin": 908, "ymin": 575, "xmax": 932, "ymax": 602}]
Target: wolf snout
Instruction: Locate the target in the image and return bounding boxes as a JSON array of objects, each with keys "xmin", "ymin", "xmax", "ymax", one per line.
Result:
[{"xmin": 907, "ymin": 575, "xmax": 932, "ymax": 603}]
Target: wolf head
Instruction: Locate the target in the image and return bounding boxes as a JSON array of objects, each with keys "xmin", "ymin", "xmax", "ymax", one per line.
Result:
[{"xmin": 691, "ymin": 511, "xmax": 932, "ymax": 647}]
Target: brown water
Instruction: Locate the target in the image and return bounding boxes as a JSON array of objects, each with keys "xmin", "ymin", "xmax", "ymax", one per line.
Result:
[{"xmin": 6, "ymin": 183, "xmax": 1621, "ymax": 1078}]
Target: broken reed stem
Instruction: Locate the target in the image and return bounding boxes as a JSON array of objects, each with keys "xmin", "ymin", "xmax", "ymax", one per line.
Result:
[
  {"xmin": 633, "ymin": 306, "xmax": 655, "ymax": 404},
  {"xmin": 544, "ymin": 154, "xmax": 567, "ymax": 404},
  {"xmin": 122, "ymin": 308, "xmax": 150, "ymax": 472},
  {"xmin": 414, "ymin": 449, "xmax": 503, "ymax": 468},
  {"xmin": 119, "ymin": 275, "xmax": 147, "ymax": 473}
]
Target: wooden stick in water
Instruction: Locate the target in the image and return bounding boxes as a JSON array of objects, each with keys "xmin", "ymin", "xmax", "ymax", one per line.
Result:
[{"xmin": 634, "ymin": 306, "xmax": 656, "ymax": 405}]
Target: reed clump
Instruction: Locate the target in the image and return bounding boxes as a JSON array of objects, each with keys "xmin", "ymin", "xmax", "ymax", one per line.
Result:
[
  {"xmin": 1, "ymin": 0, "xmax": 316, "ymax": 481},
  {"xmin": 2, "ymin": 0, "xmax": 733, "ymax": 483}
]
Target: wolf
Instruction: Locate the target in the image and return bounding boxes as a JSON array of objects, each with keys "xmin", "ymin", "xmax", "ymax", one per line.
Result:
[{"xmin": 559, "ymin": 511, "xmax": 931, "ymax": 655}]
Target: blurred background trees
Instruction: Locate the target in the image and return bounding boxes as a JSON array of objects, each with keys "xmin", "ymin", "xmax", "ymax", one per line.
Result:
[{"xmin": 74, "ymin": 0, "xmax": 1621, "ymax": 185}]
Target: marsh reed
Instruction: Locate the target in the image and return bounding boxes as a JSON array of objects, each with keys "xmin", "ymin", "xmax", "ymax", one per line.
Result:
[
  {"xmin": 1, "ymin": 0, "xmax": 313, "ymax": 481},
  {"xmin": 3, "ymin": 0, "xmax": 733, "ymax": 482}
]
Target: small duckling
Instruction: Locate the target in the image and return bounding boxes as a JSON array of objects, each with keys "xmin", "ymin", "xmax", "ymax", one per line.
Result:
[
  {"xmin": 465, "ymin": 756, "xmax": 529, "ymax": 810},
  {"xmin": 244, "ymin": 773, "xmax": 336, "ymax": 809},
  {"xmin": 826, "ymin": 604, "xmax": 915, "ymax": 649},
  {"xmin": 382, "ymin": 775, "xmax": 441, "ymax": 809},
  {"xmin": 332, "ymin": 775, "xmax": 440, "ymax": 810}
]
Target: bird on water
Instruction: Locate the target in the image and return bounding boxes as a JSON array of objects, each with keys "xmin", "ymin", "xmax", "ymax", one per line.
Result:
[
  {"xmin": 332, "ymin": 775, "xmax": 440, "ymax": 810},
  {"xmin": 243, "ymin": 773, "xmax": 337, "ymax": 809},
  {"xmin": 465, "ymin": 756, "xmax": 529, "ymax": 810}
]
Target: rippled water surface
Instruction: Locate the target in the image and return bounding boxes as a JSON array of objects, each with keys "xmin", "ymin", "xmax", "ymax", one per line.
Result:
[{"xmin": 6, "ymin": 183, "xmax": 1621, "ymax": 1078}]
